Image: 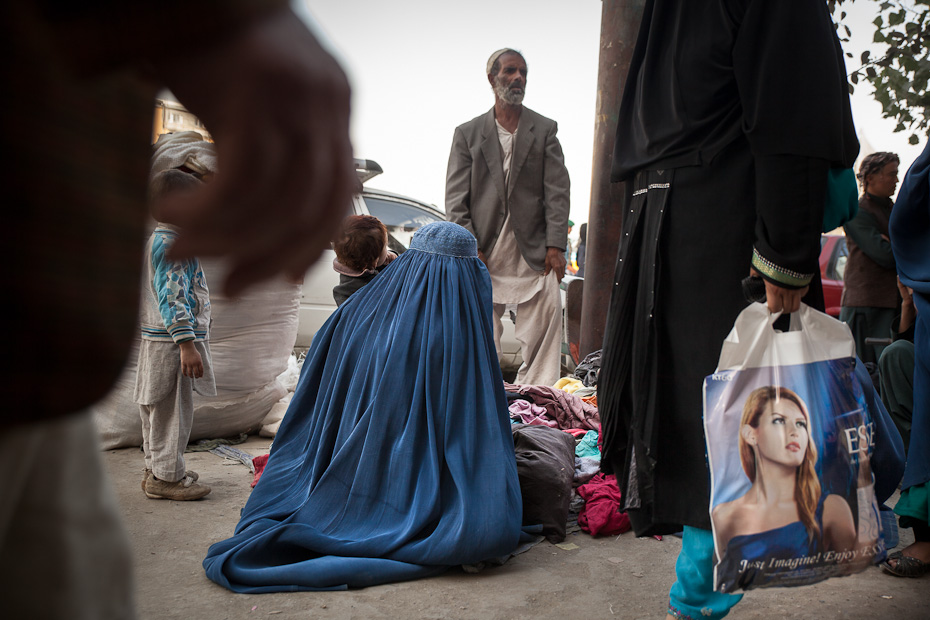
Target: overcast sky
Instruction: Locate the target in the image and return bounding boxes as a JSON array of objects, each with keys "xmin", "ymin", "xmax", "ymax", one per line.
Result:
[{"xmin": 295, "ymin": 0, "xmax": 924, "ymax": 228}]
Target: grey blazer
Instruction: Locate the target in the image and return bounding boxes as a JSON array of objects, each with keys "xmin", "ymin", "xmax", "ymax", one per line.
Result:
[{"xmin": 445, "ymin": 107, "xmax": 570, "ymax": 272}]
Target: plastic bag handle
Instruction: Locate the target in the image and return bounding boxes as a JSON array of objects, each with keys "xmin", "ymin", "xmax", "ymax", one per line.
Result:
[{"xmin": 716, "ymin": 302, "xmax": 855, "ymax": 371}]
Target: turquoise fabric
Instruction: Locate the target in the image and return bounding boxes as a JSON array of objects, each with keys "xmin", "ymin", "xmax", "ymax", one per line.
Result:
[
  {"xmin": 895, "ymin": 481, "xmax": 930, "ymax": 529},
  {"xmin": 668, "ymin": 527, "xmax": 742, "ymax": 620},
  {"xmin": 575, "ymin": 430, "xmax": 600, "ymax": 459},
  {"xmin": 822, "ymin": 167, "xmax": 858, "ymax": 232}
]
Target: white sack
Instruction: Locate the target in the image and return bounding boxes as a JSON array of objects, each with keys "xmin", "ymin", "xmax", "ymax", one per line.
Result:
[
  {"xmin": 92, "ymin": 259, "xmax": 300, "ymax": 450},
  {"xmin": 259, "ymin": 392, "xmax": 294, "ymax": 438}
]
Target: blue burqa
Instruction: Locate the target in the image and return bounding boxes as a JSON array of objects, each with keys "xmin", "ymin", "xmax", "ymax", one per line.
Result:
[
  {"xmin": 890, "ymin": 140, "xmax": 930, "ymax": 491},
  {"xmin": 203, "ymin": 222, "xmax": 523, "ymax": 592}
]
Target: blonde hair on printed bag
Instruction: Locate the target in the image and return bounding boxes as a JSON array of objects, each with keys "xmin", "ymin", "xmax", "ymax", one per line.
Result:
[{"xmin": 739, "ymin": 386, "xmax": 822, "ymax": 541}]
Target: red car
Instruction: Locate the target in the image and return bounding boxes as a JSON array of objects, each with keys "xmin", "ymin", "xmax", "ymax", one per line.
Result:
[{"xmin": 820, "ymin": 235, "xmax": 847, "ymax": 318}]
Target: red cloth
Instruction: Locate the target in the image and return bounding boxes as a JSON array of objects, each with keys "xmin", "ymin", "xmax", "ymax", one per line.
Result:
[
  {"xmin": 577, "ymin": 473, "xmax": 630, "ymax": 537},
  {"xmin": 251, "ymin": 453, "xmax": 270, "ymax": 488}
]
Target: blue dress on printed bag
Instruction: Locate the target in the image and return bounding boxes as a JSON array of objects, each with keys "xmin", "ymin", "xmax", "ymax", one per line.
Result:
[
  {"xmin": 203, "ymin": 222, "xmax": 523, "ymax": 592},
  {"xmin": 715, "ymin": 502, "xmax": 825, "ymax": 593}
]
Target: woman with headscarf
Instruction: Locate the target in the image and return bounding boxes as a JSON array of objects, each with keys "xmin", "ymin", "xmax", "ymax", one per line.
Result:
[
  {"xmin": 841, "ymin": 151, "xmax": 901, "ymax": 365},
  {"xmin": 883, "ymin": 140, "xmax": 930, "ymax": 578},
  {"xmin": 203, "ymin": 221, "xmax": 523, "ymax": 591},
  {"xmin": 597, "ymin": 1, "xmax": 858, "ymax": 618}
]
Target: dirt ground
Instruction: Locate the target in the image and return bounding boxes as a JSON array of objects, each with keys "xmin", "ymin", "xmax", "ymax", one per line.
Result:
[{"xmin": 104, "ymin": 435, "xmax": 930, "ymax": 620}]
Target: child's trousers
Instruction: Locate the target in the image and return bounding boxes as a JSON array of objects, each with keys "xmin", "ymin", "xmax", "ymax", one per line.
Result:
[
  {"xmin": 139, "ymin": 370, "xmax": 194, "ymax": 482},
  {"xmin": 135, "ymin": 340, "xmax": 214, "ymax": 482}
]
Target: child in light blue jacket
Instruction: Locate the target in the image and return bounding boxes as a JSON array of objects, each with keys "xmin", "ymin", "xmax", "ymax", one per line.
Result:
[{"xmin": 134, "ymin": 169, "xmax": 215, "ymax": 500}]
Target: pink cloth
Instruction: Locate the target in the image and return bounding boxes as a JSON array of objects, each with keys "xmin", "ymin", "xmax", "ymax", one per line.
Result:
[
  {"xmin": 504, "ymin": 381, "xmax": 600, "ymax": 431},
  {"xmin": 508, "ymin": 399, "xmax": 559, "ymax": 427},
  {"xmin": 577, "ymin": 473, "xmax": 630, "ymax": 537}
]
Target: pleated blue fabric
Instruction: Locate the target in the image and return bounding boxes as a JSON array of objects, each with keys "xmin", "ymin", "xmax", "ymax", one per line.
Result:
[
  {"xmin": 890, "ymin": 140, "xmax": 930, "ymax": 492},
  {"xmin": 203, "ymin": 222, "xmax": 523, "ymax": 592}
]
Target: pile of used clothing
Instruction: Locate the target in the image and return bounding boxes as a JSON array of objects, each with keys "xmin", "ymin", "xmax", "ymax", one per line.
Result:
[{"xmin": 504, "ymin": 351, "xmax": 630, "ymax": 541}]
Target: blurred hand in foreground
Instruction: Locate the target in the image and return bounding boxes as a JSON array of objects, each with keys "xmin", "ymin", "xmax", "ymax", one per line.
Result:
[{"xmin": 157, "ymin": 9, "xmax": 355, "ymax": 295}]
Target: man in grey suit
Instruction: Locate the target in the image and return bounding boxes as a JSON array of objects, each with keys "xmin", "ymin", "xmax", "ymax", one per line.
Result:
[{"xmin": 446, "ymin": 48, "xmax": 570, "ymax": 386}]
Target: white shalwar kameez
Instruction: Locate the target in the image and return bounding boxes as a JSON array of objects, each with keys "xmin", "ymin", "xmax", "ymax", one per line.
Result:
[{"xmin": 485, "ymin": 119, "xmax": 561, "ymax": 386}]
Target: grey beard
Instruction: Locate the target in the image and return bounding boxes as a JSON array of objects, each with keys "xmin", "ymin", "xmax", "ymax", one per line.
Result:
[{"xmin": 494, "ymin": 81, "xmax": 524, "ymax": 105}]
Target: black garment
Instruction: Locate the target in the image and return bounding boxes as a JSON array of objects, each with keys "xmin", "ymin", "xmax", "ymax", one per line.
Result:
[
  {"xmin": 911, "ymin": 519, "xmax": 930, "ymax": 543},
  {"xmin": 611, "ymin": 0, "xmax": 858, "ymax": 181},
  {"xmin": 611, "ymin": 0, "xmax": 857, "ymax": 283},
  {"xmin": 333, "ymin": 271, "xmax": 378, "ymax": 306},
  {"xmin": 576, "ymin": 241, "xmax": 587, "ymax": 278},
  {"xmin": 600, "ymin": 141, "xmax": 826, "ymax": 535},
  {"xmin": 576, "ymin": 223, "xmax": 587, "ymax": 277},
  {"xmin": 574, "ymin": 350, "xmax": 601, "ymax": 387},
  {"xmin": 511, "ymin": 424, "xmax": 576, "ymax": 543},
  {"xmin": 598, "ymin": 0, "xmax": 856, "ymax": 536}
]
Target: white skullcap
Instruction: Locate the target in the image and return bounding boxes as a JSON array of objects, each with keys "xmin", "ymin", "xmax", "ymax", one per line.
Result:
[{"xmin": 486, "ymin": 48, "xmax": 521, "ymax": 75}]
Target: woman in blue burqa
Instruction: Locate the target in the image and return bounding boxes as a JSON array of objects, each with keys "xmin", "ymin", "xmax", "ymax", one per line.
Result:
[
  {"xmin": 883, "ymin": 140, "xmax": 930, "ymax": 578},
  {"xmin": 203, "ymin": 221, "xmax": 523, "ymax": 592}
]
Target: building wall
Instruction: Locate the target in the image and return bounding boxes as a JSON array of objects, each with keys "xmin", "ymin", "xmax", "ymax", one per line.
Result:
[{"xmin": 152, "ymin": 99, "xmax": 212, "ymax": 144}]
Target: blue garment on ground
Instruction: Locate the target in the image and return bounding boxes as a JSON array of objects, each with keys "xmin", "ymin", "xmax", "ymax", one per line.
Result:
[
  {"xmin": 889, "ymin": 140, "xmax": 930, "ymax": 492},
  {"xmin": 203, "ymin": 222, "xmax": 523, "ymax": 592}
]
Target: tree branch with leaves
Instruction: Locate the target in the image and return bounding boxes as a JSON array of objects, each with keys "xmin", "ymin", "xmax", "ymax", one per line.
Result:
[{"xmin": 830, "ymin": 0, "xmax": 930, "ymax": 145}]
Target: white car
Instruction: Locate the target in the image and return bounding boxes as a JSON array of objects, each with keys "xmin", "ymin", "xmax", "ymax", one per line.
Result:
[{"xmin": 295, "ymin": 160, "xmax": 523, "ymax": 371}]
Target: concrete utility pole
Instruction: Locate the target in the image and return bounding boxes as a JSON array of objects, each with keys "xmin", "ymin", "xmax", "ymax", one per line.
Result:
[{"xmin": 580, "ymin": 0, "xmax": 646, "ymax": 359}]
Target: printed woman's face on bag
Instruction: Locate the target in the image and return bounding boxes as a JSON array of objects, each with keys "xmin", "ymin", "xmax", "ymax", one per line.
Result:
[
  {"xmin": 744, "ymin": 399, "xmax": 810, "ymax": 469},
  {"xmin": 738, "ymin": 387, "xmax": 815, "ymax": 479}
]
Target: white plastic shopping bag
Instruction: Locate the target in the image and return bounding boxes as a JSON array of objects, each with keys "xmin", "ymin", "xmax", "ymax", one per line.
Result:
[{"xmin": 704, "ymin": 303, "xmax": 886, "ymax": 592}]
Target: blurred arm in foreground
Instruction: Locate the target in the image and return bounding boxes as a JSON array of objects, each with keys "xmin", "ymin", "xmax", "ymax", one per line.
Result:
[{"xmin": 2, "ymin": 3, "xmax": 354, "ymax": 618}]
